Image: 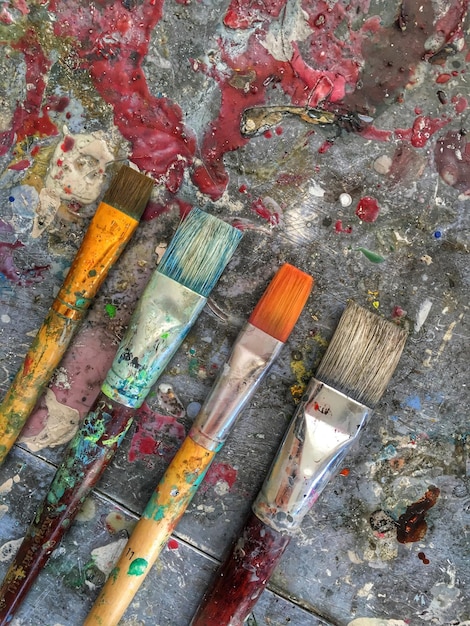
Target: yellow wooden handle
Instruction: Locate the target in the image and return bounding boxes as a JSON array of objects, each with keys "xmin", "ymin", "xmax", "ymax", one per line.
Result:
[
  {"xmin": 0, "ymin": 202, "xmax": 139, "ymax": 465},
  {"xmin": 84, "ymin": 436, "xmax": 215, "ymax": 626}
]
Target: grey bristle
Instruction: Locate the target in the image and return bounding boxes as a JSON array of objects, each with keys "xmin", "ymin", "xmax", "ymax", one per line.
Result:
[
  {"xmin": 315, "ymin": 301, "xmax": 407, "ymax": 407},
  {"xmin": 158, "ymin": 208, "xmax": 242, "ymax": 297},
  {"xmin": 102, "ymin": 165, "xmax": 154, "ymax": 219}
]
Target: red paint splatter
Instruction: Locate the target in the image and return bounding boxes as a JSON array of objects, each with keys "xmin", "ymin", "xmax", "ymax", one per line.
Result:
[
  {"xmin": 339, "ymin": 468, "xmax": 350, "ymax": 476},
  {"xmin": 0, "ymin": 30, "xmax": 57, "ymax": 155},
  {"xmin": 48, "ymin": 0, "xmax": 195, "ymax": 192},
  {"xmin": 335, "ymin": 220, "xmax": 352, "ymax": 234},
  {"xmin": 200, "ymin": 462, "xmax": 238, "ymax": 494},
  {"xmin": 392, "ymin": 306, "xmax": 405, "ymax": 319},
  {"xmin": 436, "ymin": 73, "xmax": 452, "ymax": 84},
  {"xmin": 318, "ymin": 140, "xmax": 334, "ymax": 154},
  {"xmin": 409, "ymin": 115, "xmax": 451, "ymax": 148},
  {"xmin": 128, "ymin": 402, "xmax": 185, "ymax": 465},
  {"xmin": 452, "ymin": 95, "xmax": 467, "ymax": 114},
  {"xmin": 356, "ymin": 196, "xmax": 379, "ymax": 222},
  {"xmin": 224, "ymin": 0, "xmax": 286, "ymax": 29},
  {"xmin": 8, "ymin": 159, "xmax": 30, "ymax": 171},
  {"xmin": 434, "ymin": 130, "xmax": 470, "ymax": 194},
  {"xmin": 418, "ymin": 551, "xmax": 430, "ymax": 565},
  {"xmin": 167, "ymin": 539, "xmax": 179, "ymax": 550},
  {"xmin": 0, "ymin": 222, "xmax": 49, "ymax": 285},
  {"xmin": 396, "ymin": 485, "xmax": 440, "ymax": 544},
  {"xmin": 60, "ymin": 135, "xmax": 75, "ymax": 152},
  {"xmin": 251, "ymin": 198, "xmax": 280, "ymax": 226}
]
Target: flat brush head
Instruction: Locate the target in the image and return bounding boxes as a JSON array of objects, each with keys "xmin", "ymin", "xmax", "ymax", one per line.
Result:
[
  {"xmin": 315, "ymin": 301, "xmax": 407, "ymax": 407},
  {"xmin": 102, "ymin": 165, "xmax": 154, "ymax": 219},
  {"xmin": 248, "ymin": 264, "xmax": 313, "ymax": 342},
  {"xmin": 158, "ymin": 208, "xmax": 242, "ymax": 297}
]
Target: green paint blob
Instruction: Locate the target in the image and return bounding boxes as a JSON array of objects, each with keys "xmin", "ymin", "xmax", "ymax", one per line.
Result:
[
  {"xmin": 105, "ymin": 303, "xmax": 117, "ymax": 318},
  {"xmin": 354, "ymin": 247, "xmax": 386, "ymax": 263},
  {"xmin": 128, "ymin": 557, "xmax": 148, "ymax": 576},
  {"xmin": 110, "ymin": 566, "xmax": 120, "ymax": 583},
  {"xmin": 76, "ymin": 298, "xmax": 87, "ymax": 307},
  {"xmin": 88, "ymin": 269, "xmax": 97, "ymax": 277}
]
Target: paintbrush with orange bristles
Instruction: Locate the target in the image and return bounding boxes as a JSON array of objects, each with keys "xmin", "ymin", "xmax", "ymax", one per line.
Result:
[{"xmin": 83, "ymin": 263, "xmax": 314, "ymax": 626}]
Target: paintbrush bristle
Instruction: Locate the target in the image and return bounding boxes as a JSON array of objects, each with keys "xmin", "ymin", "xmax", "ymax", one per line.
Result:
[
  {"xmin": 103, "ymin": 165, "xmax": 154, "ymax": 219},
  {"xmin": 248, "ymin": 264, "xmax": 313, "ymax": 342},
  {"xmin": 158, "ymin": 208, "xmax": 242, "ymax": 297},
  {"xmin": 315, "ymin": 301, "xmax": 407, "ymax": 407}
]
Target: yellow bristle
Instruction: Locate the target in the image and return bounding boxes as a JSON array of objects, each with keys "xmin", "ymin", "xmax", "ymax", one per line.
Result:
[{"xmin": 248, "ymin": 264, "xmax": 313, "ymax": 342}]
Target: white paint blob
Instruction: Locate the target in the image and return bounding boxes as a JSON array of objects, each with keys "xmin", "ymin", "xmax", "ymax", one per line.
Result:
[
  {"xmin": 19, "ymin": 388, "xmax": 80, "ymax": 451},
  {"xmin": 91, "ymin": 538, "xmax": 128, "ymax": 577},
  {"xmin": 0, "ymin": 537, "xmax": 24, "ymax": 562},
  {"xmin": 32, "ymin": 129, "xmax": 114, "ymax": 238}
]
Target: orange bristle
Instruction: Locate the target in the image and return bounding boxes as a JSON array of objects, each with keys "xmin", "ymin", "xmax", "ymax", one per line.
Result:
[{"xmin": 248, "ymin": 264, "xmax": 313, "ymax": 342}]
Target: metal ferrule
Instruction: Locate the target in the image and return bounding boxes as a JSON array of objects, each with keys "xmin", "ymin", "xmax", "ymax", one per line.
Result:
[
  {"xmin": 189, "ymin": 323, "xmax": 283, "ymax": 452},
  {"xmin": 102, "ymin": 273, "xmax": 206, "ymax": 408},
  {"xmin": 253, "ymin": 378, "xmax": 370, "ymax": 533}
]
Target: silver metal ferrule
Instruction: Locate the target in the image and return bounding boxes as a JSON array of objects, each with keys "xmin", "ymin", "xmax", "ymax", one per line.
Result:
[
  {"xmin": 102, "ymin": 272, "xmax": 206, "ymax": 408},
  {"xmin": 189, "ymin": 323, "xmax": 283, "ymax": 451},
  {"xmin": 253, "ymin": 378, "xmax": 370, "ymax": 533}
]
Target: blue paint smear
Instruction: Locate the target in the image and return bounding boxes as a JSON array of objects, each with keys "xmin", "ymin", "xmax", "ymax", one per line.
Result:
[{"xmin": 403, "ymin": 395, "xmax": 422, "ymax": 410}]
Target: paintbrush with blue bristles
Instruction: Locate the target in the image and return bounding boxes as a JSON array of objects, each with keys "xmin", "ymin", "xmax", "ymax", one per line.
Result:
[{"xmin": 0, "ymin": 208, "xmax": 242, "ymax": 625}]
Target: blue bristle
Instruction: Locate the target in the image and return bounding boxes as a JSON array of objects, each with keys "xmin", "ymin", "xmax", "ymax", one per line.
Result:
[{"xmin": 158, "ymin": 208, "xmax": 242, "ymax": 297}]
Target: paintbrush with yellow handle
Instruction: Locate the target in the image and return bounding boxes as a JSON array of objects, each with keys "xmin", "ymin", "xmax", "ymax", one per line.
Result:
[
  {"xmin": 83, "ymin": 263, "xmax": 313, "ymax": 626},
  {"xmin": 0, "ymin": 165, "xmax": 153, "ymax": 464}
]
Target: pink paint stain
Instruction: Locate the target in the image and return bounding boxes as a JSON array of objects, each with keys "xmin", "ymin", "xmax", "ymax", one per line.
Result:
[
  {"xmin": 128, "ymin": 403, "xmax": 185, "ymax": 465},
  {"xmin": 355, "ymin": 196, "xmax": 379, "ymax": 222},
  {"xmin": 200, "ymin": 461, "xmax": 238, "ymax": 495}
]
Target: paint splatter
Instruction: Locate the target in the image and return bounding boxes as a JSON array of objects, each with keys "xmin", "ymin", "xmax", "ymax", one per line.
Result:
[
  {"xmin": 0, "ymin": 221, "xmax": 49, "ymax": 284},
  {"xmin": 199, "ymin": 462, "xmax": 238, "ymax": 496},
  {"xmin": 91, "ymin": 538, "xmax": 128, "ymax": 577},
  {"xmin": 0, "ymin": 538, "xmax": 24, "ymax": 562},
  {"xmin": 355, "ymin": 197, "xmax": 379, "ymax": 222},
  {"xmin": 105, "ymin": 303, "xmax": 117, "ymax": 319},
  {"xmin": 396, "ymin": 486, "xmax": 440, "ymax": 544},
  {"xmin": 128, "ymin": 402, "xmax": 185, "ymax": 465},
  {"xmin": 19, "ymin": 388, "xmax": 80, "ymax": 451},
  {"xmin": 354, "ymin": 247, "xmax": 385, "ymax": 264},
  {"xmin": 128, "ymin": 557, "xmax": 148, "ymax": 576},
  {"xmin": 156, "ymin": 384, "xmax": 186, "ymax": 418},
  {"xmin": 434, "ymin": 130, "xmax": 470, "ymax": 196},
  {"xmin": 104, "ymin": 511, "xmax": 136, "ymax": 535}
]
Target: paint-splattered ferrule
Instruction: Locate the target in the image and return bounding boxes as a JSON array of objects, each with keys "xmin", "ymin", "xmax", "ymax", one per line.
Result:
[
  {"xmin": 189, "ymin": 323, "xmax": 283, "ymax": 451},
  {"xmin": 101, "ymin": 273, "xmax": 206, "ymax": 408},
  {"xmin": 253, "ymin": 379, "xmax": 370, "ymax": 533}
]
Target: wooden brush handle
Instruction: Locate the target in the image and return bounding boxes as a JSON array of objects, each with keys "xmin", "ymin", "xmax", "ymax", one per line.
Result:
[
  {"xmin": 84, "ymin": 436, "xmax": 216, "ymax": 626},
  {"xmin": 0, "ymin": 393, "xmax": 134, "ymax": 625},
  {"xmin": 0, "ymin": 202, "xmax": 139, "ymax": 464},
  {"xmin": 190, "ymin": 512, "xmax": 291, "ymax": 626}
]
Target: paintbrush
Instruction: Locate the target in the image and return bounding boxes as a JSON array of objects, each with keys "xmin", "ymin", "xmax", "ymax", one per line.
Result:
[
  {"xmin": 190, "ymin": 301, "xmax": 408, "ymax": 625},
  {"xmin": 0, "ymin": 165, "xmax": 154, "ymax": 465},
  {"xmin": 83, "ymin": 263, "xmax": 313, "ymax": 626},
  {"xmin": 0, "ymin": 208, "xmax": 242, "ymax": 625}
]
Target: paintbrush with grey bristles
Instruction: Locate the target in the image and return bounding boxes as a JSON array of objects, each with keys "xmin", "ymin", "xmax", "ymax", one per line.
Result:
[{"xmin": 190, "ymin": 300, "xmax": 408, "ymax": 626}]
